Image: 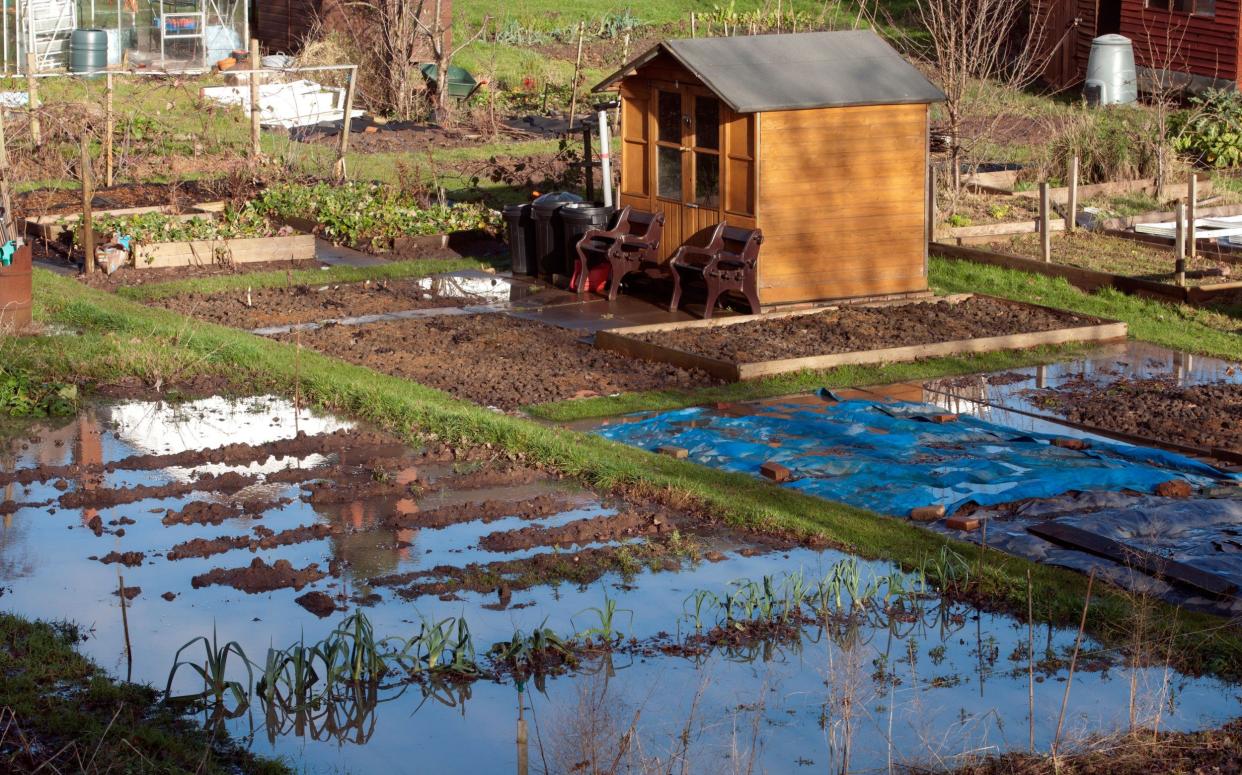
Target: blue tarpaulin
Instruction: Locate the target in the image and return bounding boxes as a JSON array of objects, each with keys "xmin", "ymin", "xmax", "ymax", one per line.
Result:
[{"xmin": 597, "ymin": 397, "xmax": 1232, "ymax": 516}]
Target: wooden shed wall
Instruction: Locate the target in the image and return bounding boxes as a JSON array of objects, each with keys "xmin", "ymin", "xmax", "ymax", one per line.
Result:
[
  {"xmin": 255, "ymin": 0, "xmax": 321, "ymax": 54},
  {"xmin": 755, "ymin": 104, "xmax": 929, "ymax": 304},
  {"xmin": 1119, "ymin": 1, "xmax": 1240, "ymax": 83},
  {"xmin": 1035, "ymin": 0, "xmax": 1241, "ymax": 89}
]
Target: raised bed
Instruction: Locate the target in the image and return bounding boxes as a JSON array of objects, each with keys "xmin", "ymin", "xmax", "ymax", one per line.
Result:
[
  {"xmin": 132, "ymin": 232, "xmax": 316, "ymax": 269},
  {"xmin": 594, "ymin": 295, "xmax": 1127, "ymax": 382},
  {"xmin": 933, "ymin": 241, "xmax": 1242, "ymax": 306},
  {"xmin": 24, "ymin": 203, "xmax": 224, "ymax": 243}
]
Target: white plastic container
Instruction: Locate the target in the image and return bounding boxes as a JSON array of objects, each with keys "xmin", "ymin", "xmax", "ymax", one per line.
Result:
[{"xmin": 1084, "ymin": 34, "xmax": 1138, "ymax": 106}]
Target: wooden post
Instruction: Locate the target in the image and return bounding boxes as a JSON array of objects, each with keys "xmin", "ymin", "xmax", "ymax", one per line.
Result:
[
  {"xmin": 104, "ymin": 72, "xmax": 114, "ymax": 188},
  {"xmin": 25, "ymin": 53, "xmax": 39, "ymax": 146},
  {"xmin": 567, "ymin": 22, "xmax": 585, "ymax": 125},
  {"xmin": 582, "ymin": 123, "xmax": 594, "ymax": 201},
  {"xmin": 926, "ymin": 164, "xmax": 937, "ymax": 245},
  {"xmin": 334, "ymin": 65, "xmax": 358, "ymax": 182},
  {"xmin": 1039, "ymin": 182, "xmax": 1051, "ymax": 263},
  {"xmin": 249, "ymin": 38, "xmax": 262, "ymax": 159},
  {"xmin": 1174, "ymin": 199, "xmax": 1186, "ymax": 287},
  {"xmin": 1066, "ymin": 155, "xmax": 1079, "ymax": 232},
  {"xmin": 691, "ymin": 12, "xmax": 697, "ymax": 37},
  {"xmin": 0, "ymin": 108, "xmax": 12, "ymax": 235},
  {"xmin": 1187, "ymin": 174, "xmax": 1197, "ymax": 260},
  {"xmin": 80, "ymin": 132, "xmax": 95, "ymax": 274}
]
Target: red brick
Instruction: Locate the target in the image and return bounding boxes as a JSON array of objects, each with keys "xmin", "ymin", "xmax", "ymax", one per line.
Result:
[{"xmin": 760, "ymin": 461, "xmax": 793, "ymax": 483}]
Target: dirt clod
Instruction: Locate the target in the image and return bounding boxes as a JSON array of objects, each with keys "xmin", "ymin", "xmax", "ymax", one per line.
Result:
[
  {"xmin": 295, "ymin": 591, "xmax": 338, "ymax": 618},
  {"xmin": 191, "ymin": 558, "xmax": 326, "ymax": 593}
]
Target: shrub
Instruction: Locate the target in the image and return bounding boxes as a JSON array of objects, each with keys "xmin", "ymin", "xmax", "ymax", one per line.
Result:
[{"xmin": 1171, "ymin": 88, "xmax": 1242, "ymax": 168}]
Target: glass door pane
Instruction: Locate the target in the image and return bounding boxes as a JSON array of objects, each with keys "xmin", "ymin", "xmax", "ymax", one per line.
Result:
[{"xmin": 658, "ymin": 146, "xmax": 683, "ymax": 200}]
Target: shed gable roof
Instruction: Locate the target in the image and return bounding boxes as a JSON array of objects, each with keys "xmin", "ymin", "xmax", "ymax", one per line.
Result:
[{"xmin": 594, "ymin": 30, "xmax": 945, "ymax": 113}]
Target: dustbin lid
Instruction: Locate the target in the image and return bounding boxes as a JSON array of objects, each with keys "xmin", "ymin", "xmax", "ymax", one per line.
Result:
[{"xmin": 532, "ymin": 191, "xmax": 583, "ymax": 206}]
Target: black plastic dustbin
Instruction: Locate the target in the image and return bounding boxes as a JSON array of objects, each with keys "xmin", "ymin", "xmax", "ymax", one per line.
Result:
[
  {"xmin": 502, "ymin": 203, "xmax": 537, "ymax": 275},
  {"xmin": 560, "ymin": 202, "xmax": 617, "ymax": 277},
  {"xmin": 530, "ymin": 191, "xmax": 583, "ymax": 279}
]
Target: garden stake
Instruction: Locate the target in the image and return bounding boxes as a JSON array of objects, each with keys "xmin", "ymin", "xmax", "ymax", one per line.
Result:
[
  {"xmin": 1188, "ymin": 174, "xmax": 1197, "ymax": 259},
  {"xmin": 1066, "ymin": 156, "xmax": 1078, "ymax": 231},
  {"xmin": 249, "ymin": 39, "xmax": 262, "ymax": 160},
  {"xmin": 80, "ymin": 132, "xmax": 95, "ymax": 274},
  {"xmin": 1174, "ymin": 200, "xmax": 1186, "ymax": 287},
  {"xmin": 118, "ymin": 573, "xmax": 133, "ymax": 682},
  {"xmin": 335, "ymin": 65, "xmax": 358, "ymax": 182},
  {"xmin": 568, "ymin": 22, "xmax": 585, "ymax": 124},
  {"xmin": 1027, "ymin": 569, "xmax": 1035, "ymax": 753},
  {"xmin": 1052, "ymin": 568, "xmax": 1095, "ymax": 759},
  {"xmin": 294, "ymin": 328, "xmax": 302, "ymax": 436},
  {"xmin": 1039, "ymin": 182, "xmax": 1051, "ymax": 262},
  {"xmin": 25, "ymin": 53, "xmax": 39, "ymax": 146},
  {"xmin": 105, "ymin": 72, "xmax": 114, "ymax": 188}
]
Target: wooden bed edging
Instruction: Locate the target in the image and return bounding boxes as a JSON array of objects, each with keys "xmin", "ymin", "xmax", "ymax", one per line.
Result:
[
  {"xmin": 932, "ymin": 242, "xmax": 1242, "ymax": 305},
  {"xmin": 133, "ymin": 232, "xmax": 316, "ymax": 268},
  {"xmin": 24, "ymin": 202, "xmax": 226, "ymax": 242},
  {"xmin": 270, "ymin": 215, "xmax": 485, "ymax": 255},
  {"xmin": 594, "ymin": 294, "xmax": 1128, "ymax": 383}
]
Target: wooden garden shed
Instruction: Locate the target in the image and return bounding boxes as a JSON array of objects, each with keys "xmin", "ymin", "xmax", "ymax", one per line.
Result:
[{"xmin": 593, "ymin": 30, "xmax": 944, "ymax": 306}]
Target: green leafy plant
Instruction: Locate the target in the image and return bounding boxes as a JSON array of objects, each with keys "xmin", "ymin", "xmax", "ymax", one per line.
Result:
[
  {"xmin": 1172, "ymin": 89, "xmax": 1242, "ymax": 168},
  {"xmin": 164, "ymin": 624, "xmax": 253, "ymax": 713},
  {"xmin": 0, "ymin": 367, "xmax": 78, "ymax": 418},
  {"xmin": 572, "ymin": 594, "xmax": 633, "ymax": 643},
  {"xmin": 250, "ymin": 181, "xmax": 498, "ymax": 249}
]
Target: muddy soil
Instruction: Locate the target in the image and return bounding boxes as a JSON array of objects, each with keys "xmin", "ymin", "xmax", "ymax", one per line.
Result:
[
  {"xmin": 75, "ymin": 258, "xmax": 326, "ymax": 291},
  {"xmin": 150, "ymin": 278, "xmax": 490, "ymax": 329},
  {"xmin": 384, "ymin": 494, "xmax": 578, "ymax": 531},
  {"xmin": 167, "ymin": 524, "xmax": 333, "ymax": 561},
  {"xmin": 477, "ymin": 509, "xmax": 676, "ymax": 552},
  {"xmin": 636, "ymin": 297, "xmax": 1095, "ymax": 363},
  {"xmin": 282, "ymin": 314, "xmax": 718, "ymax": 410},
  {"xmin": 15, "ymin": 179, "xmax": 251, "ymax": 220},
  {"xmin": 192, "ymin": 557, "xmax": 327, "ymax": 593},
  {"xmin": 1025, "ymin": 376, "xmax": 1242, "ymax": 454},
  {"xmin": 59, "ymin": 471, "xmax": 260, "ymax": 509}
]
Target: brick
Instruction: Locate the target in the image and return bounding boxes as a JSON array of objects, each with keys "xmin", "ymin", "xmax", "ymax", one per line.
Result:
[
  {"xmin": 930, "ymin": 414, "xmax": 958, "ymax": 424},
  {"xmin": 760, "ymin": 461, "xmax": 793, "ymax": 483},
  {"xmin": 655, "ymin": 446, "xmax": 688, "ymax": 460},
  {"xmin": 946, "ymin": 515, "xmax": 982, "ymax": 531},
  {"xmin": 1155, "ymin": 479, "xmax": 1192, "ymax": 498},
  {"xmin": 1051, "ymin": 438, "xmax": 1090, "ymax": 451},
  {"xmin": 909, "ymin": 505, "xmax": 946, "ymax": 522}
]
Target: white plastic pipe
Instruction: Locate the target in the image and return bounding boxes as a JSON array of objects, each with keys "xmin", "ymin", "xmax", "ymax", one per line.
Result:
[{"xmin": 597, "ymin": 108, "xmax": 612, "ymax": 208}]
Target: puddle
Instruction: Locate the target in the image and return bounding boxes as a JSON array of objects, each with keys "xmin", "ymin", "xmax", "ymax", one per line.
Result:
[{"xmin": 1, "ymin": 394, "xmax": 1240, "ymax": 772}]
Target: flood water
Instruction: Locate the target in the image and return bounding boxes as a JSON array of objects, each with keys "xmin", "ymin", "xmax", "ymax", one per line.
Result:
[{"xmin": 1, "ymin": 390, "xmax": 1240, "ymax": 773}]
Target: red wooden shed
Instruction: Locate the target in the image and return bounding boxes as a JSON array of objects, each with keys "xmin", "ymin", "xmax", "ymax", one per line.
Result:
[{"xmin": 1037, "ymin": 0, "xmax": 1237, "ymax": 91}]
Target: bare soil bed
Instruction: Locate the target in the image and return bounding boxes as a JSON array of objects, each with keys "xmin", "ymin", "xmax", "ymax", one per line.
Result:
[
  {"xmin": 995, "ymin": 231, "xmax": 1236, "ymax": 285},
  {"xmin": 15, "ymin": 179, "xmax": 249, "ymax": 219},
  {"xmin": 281, "ymin": 314, "xmax": 719, "ymax": 409},
  {"xmin": 633, "ymin": 297, "xmax": 1095, "ymax": 363},
  {"xmin": 149, "ymin": 277, "xmax": 490, "ymax": 329},
  {"xmin": 1025, "ymin": 376, "xmax": 1242, "ymax": 454}
]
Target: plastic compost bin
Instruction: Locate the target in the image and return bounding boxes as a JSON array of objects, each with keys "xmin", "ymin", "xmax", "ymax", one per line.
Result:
[
  {"xmin": 530, "ymin": 192, "xmax": 583, "ymax": 279},
  {"xmin": 502, "ymin": 203, "xmax": 537, "ymax": 275},
  {"xmin": 559, "ymin": 203, "xmax": 617, "ymax": 276}
]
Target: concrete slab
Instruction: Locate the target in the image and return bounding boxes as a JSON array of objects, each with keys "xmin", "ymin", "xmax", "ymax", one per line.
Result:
[{"xmin": 315, "ymin": 239, "xmax": 389, "ymax": 267}]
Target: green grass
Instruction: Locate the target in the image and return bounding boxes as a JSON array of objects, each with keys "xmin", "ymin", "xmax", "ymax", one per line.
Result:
[
  {"xmin": 9, "ymin": 268, "xmax": 1242, "ymax": 683},
  {"xmin": 0, "ymin": 613, "xmax": 289, "ymax": 773},
  {"xmin": 116, "ymin": 258, "xmax": 488, "ymax": 302},
  {"xmin": 931, "ymin": 256, "xmax": 1242, "ymax": 360},
  {"xmin": 527, "ymin": 343, "xmax": 1094, "ymax": 422}
]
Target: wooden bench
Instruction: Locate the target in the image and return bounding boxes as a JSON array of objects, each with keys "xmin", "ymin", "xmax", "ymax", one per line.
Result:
[
  {"xmin": 573, "ymin": 206, "xmax": 666, "ymax": 300},
  {"xmin": 669, "ymin": 222, "xmax": 764, "ymax": 319}
]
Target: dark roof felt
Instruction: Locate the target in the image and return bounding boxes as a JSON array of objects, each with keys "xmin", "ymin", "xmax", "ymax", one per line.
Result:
[{"xmin": 593, "ymin": 30, "xmax": 945, "ymax": 113}]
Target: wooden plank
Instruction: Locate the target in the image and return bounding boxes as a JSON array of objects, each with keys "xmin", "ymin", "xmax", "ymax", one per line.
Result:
[
  {"xmin": 1098, "ymin": 203, "xmax": 1242, "ymax": 231},
  {"xmin": 932, "ymin": 242, "xmax": 1191, "ymax": 302},
  {"xmin": 1027, "ymin": 521, "xmax": 1237, "ymax": 597},
  {"xmin": 595, "ymin": 294, "xmax": 1126, "ymax": 383},
  {"xmin": 949, "ymin": 219, "xmax": 1067, "ymax": 239},
  {"xmin": 133, "ymin": 234, "xmax": 315, "ymax": 269},
  {"xmin": 734, "ymin": 320, "xmax": 1127, "ymax": 380}
]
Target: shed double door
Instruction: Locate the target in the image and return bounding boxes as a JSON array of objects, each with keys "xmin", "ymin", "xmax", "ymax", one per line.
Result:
[{"xmin": 651, "ymin": 85, "xmax": 726, "ymax": 257}]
